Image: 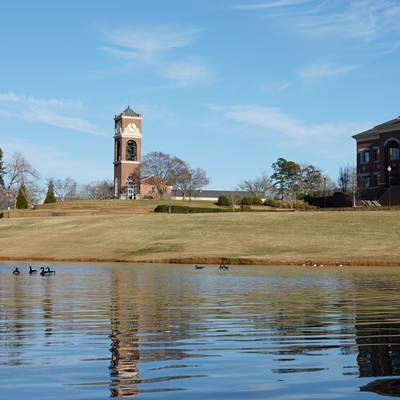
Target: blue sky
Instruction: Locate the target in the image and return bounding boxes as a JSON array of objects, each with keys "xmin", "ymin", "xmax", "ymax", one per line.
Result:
[{"xmin": 1, "ymin": 0, "xmax": 400, "ymax": 189}]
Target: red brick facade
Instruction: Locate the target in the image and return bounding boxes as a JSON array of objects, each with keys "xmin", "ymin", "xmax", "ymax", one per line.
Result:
[
  {"xmin": 113, "ymin": 107, "xmax": 142, "ymax": 199},
  {"xmin": 353, "ymin": 117, "xmax": 400, "ymax": 205}
]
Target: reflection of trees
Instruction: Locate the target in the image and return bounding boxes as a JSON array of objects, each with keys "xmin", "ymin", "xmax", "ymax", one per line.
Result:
[{"xmin": 356, "ymin": 318, "xmax": 400, "ymax": 378}]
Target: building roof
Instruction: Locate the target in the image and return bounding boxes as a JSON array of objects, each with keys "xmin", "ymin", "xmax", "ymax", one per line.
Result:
[
  {"xmin": 115, "ymin": 106, "xmax": 141, "ymax": 119},
  {"xmin": 353, "ymin": 116, "xmax": 400, "ymax": 141}
]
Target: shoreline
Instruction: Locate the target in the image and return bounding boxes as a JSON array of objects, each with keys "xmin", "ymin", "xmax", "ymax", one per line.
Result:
[{"xmin": 1, "ymin": 255, "xmax": 400, "ymax": 267}]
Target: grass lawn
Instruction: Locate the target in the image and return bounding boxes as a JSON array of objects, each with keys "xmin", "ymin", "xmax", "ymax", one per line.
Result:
[{"xmin": 1, "ymin": 210, "xmax": 400, "ymax": 264}]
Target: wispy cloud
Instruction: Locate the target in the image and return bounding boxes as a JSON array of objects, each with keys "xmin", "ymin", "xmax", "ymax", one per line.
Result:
[
  {"xmin": 161, "ymin": 59, "xmax": 212, "ymax": 86},
  {"xmin": 296, "ymin": 0, "xmax": 400, "ymax": 43},
  {"xmin": 2, "ymin": 139, "xmax": 110, "ymax": 182},
  {"xmin": 101, "ymin": 26, "xmax": 201, "ymax": 62},
  {"xmin": 262, "ymin": 81, "xmax": 292, "ymax": 93},
  {"xmin": 231, "ymin": 0, "xmax": 311, "ymax": 11},
  {"xmin": 0, "ymin": 92, "xmax": 103, "ymax": 136},
  {"xmin": 0, "ymin": 92, "xmax": 83, "ymax": 110},
  {"xmin": 99, "ymin": 25, "xmax": 212, "ymax": 86},
  {"xmin": 298, "ymin": 63, "xmax": 360, "ymax": 81},
  {"xmin": 209, "ymin": 104, "xmax": 367, "ymax": 145}
]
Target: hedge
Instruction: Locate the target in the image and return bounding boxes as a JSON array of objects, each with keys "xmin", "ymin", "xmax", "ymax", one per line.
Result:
[{"xmin": 154, "ymin": 205, "xmax": 228, "ymax": 213}]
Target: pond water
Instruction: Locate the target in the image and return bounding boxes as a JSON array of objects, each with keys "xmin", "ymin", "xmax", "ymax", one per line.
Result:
[{"xmin": 1, "ymin": 263, "xmax": 400, "ymax": 399}]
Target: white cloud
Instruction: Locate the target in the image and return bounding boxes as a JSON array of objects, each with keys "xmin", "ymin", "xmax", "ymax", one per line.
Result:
[
  {"xmin": 161, "ymin": 59, "xmax": 212, "ymax": 86},
  {"xmin": 0, "ymin": 92, "xmax": 83, "ymax": 110},
  {"xmin": 2, "ymin": 139, "xmax": 110, "ymax": 182},
  {"xmin": 298, "ymin": 63, "xmax": 360, "ymax": 81},
  {"xmin": 100, "ymin": 25, "xmax": 212, "ymax": 86},
  {"xmin": 231, "ymin": 0, "xmax": 311, "ymax": 10},
  {"xmin": 296, "ymin": 0, "xmax": 400, "ymax": 42},
  {"xmin": 262, "ymin": 81, "xmax": 292, "ymax": 93},
  {"xmin": 0, "ymin": 93, "xmax": 103, "ymax": 136},
  {"xmin": 102, "ymin": 26, "xmax": 201, "ymax": 62},
  {"xmin": 209, "ymin": 104, "xmax": 367, "ymax": 144}
]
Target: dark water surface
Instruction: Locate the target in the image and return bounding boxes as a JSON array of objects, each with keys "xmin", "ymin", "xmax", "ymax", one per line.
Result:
[{"xmin": 1, "ymin": 263, "xmax": 400, "ymax": 399}]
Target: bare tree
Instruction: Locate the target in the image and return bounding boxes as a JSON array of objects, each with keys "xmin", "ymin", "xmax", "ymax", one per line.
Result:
[
  {"xmin": 82, "ymin": 180, "xmax": 114, "ymax": 200},
  {"xmin": 2, "ymin": 152, "xmax": 40, "ymax": 207},
  {"xmin": 4, "ymin": 152, "xmax": 39, "ymax": 191},
  {"xmin": 238, "ymin": 173, "xmax": 272, "ymax": 197},
  {"xmin": 52, "ymin": 177, "xmax": 78, "ymax": 201},
  {"xmin": 142, "ymin": 151, "xmax": 187, "ymax": 199},
  {"xmin": 175, "ymin": 166, "xmax": 210, "ymax": 200},
  {"xmin": 337, "ymin": 165, "xmax": 354, "ymax": 193}
]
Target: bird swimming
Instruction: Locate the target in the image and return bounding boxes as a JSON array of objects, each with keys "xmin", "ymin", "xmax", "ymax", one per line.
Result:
[
  {"xmin": 29, "ymin": 266, "xmax": 37, "ymax": 274},
  {"xmin": 46, "ymin": 266, "xmax": 56, "ymax": 275},
  {"xmin": 40, "ymin": 267, "xmax": 55, "ymax": 276},
  {"xmin": 195, "ymin": 265, "xmax": 205, "ymax": 270},
  {"xmin": 12, "ymin": 267, "xmax": 20, "ymax": 275}
]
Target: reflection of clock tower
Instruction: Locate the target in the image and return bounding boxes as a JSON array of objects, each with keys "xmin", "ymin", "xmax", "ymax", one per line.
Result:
[{"xmin": 114, "ymin": 106, "xmax": 142, "ymax": 199}]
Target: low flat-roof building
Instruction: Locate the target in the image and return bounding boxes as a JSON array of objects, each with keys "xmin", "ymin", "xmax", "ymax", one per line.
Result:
[{"xmin": 353, "ymin": 116, "xmax": 400, "ymax": 205}]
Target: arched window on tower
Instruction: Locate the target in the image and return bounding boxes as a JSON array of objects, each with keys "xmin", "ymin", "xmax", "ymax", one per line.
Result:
[{"xmin": 126, "ymin": 140, "xmax": 137, "ymax": 161}]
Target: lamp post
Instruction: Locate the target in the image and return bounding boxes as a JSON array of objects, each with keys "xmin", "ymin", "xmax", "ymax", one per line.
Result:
[
  {"xmin": 388, "ymin": 165, "xmax": 392, "ymax": 207},
  {"xmin": 5, "ymin": 191, "xmax": 12, "ymax": 218},
  {"xmin": 189, "ymin": 170, "xmax": 192, "ymax": 203}
]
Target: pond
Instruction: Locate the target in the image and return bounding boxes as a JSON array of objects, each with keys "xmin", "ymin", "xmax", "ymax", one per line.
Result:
[{"xmin": 1, "ymin": 263, "xmax": 400, "ymax": 399}]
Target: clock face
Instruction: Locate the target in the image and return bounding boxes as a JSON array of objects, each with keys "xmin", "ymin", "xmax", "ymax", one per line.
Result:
[{"xmin": 128, "ymin": 122, "xmax": 138, "ymax": 133}]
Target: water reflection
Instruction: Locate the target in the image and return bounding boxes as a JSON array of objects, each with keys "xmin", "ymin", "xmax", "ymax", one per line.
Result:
[
  {"xmin": 3, "ymin": 265, "xmax": 400, "ymax": 399},
  {"xmin": 109, "ymin": 270, "xmax": 140, "ymax": 397}
]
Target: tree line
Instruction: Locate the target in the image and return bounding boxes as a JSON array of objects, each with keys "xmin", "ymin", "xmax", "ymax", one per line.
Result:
[
  {"xmin": 238, "ymin": 157, "xmax": 357, "ymax": 202},
  {"xmin": 0, "ymin": 146, "xmax": 357, "ymax": 209}
]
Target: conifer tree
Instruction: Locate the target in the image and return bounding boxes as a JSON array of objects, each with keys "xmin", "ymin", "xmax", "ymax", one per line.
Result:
[
  {"xmin": 0, "ymin": 147, "xmax": 5, "ymax": 188},
  {"xmin": 44, "ymin": 180, "xmax": 57, "ymax": 203},
  {"xmin": 16, "ymin": 184, "xmax": 29, "ymax": 209}
]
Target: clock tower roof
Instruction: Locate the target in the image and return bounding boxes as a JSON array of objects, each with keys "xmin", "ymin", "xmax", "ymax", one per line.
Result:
[{"xmin": 119, "ymin": 105, "xmax": 141, "ymax": 118}]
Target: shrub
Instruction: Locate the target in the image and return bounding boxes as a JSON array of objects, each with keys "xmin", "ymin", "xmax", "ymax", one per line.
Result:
[
  {"xmin": 217, "ymin": 195, "xmax": 230, "ymax": 206},
  {"xmin": 241, "ymin": 197, "xmax": 263, "ymax": 205},
  {"xmin": 16, "ymin": 184, "xmax": 29, "ymax": 209},
  {"xmin": 154, "ymin": 205, "xmax": 227, "ymax": 213},
  {"xmin": 264, "ymin": 198, "xmax": 280, "ymax": 207}
]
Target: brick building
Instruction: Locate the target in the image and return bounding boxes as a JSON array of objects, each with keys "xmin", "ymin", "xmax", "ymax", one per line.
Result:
[
  {"xmin": 113, "ymin": 106, "xmax": 142, "ymax": 199},
  {"xmin": 353, "ymin": 116, "xmax": 400, "ymax": 205}
]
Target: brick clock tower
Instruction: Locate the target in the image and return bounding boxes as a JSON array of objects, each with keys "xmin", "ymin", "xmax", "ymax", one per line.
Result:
[{"xmin": 113, "ymin": 106, "xmax": 142, "ymax": 199}]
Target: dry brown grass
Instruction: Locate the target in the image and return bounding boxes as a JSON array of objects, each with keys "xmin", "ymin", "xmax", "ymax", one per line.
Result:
[{"xmin": 1, "ymin": 210, "xmax": 400, "ymax": 264}]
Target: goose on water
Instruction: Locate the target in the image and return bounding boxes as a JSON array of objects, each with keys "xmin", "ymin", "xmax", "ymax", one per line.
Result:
[
  {"xmin": 12, "ymin": 267, "xmax": 20, "ymax": 275},
  {"xmin": 40, "ymin": 267, "xmax": 55, "ymax": 276},
  {"xmin": 29, "ymin": 266, "xmax": 37, "ymax": 274}
]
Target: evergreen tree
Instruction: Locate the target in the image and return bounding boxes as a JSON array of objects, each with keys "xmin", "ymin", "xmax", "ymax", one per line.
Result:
[
  {"xmin": 0, "ymin": 147, "xmax": 5, "ymax": 188},
  {"xmin": 44, "ymin": 180, "xmax": 57, "ymax": 203},
  {"xmin": 16, "ymin": 184, "xmax": 29, "ymax": 209},
  {"xmin": 271, "ymin": 158, "xmax": 301, "ymax": 200}
]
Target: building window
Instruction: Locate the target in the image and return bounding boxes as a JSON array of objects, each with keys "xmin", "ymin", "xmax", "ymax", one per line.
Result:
[
  {"xmin": 360, "ymin": 150, "xmax": 370, "ymax": 164},
  {"xmin": 360, "ymin": 174, "xmax": 370, "ymax": 188},
  {"xmin": 116, "ymin": 140, "xmax": 121, "ymax": 161},
  {"xmin": 370, "ymin": 174, "xmax": 378, "ymax": 187},
  {"xmin": 373, "ymin": 147, "xmax": 379, "ymax": 162},
  {"xmin": 126, "ymin": 140, "xmax": 137, "ymax": 161},
  {"xmin": 390, "ymin": 146, "xmax": 400, "ymax": 161}
]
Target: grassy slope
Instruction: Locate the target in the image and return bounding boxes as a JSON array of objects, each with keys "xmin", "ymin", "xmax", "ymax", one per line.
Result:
[{"xmin": 0, "ymin": 211, "xmax": 399, "ymax": 263}]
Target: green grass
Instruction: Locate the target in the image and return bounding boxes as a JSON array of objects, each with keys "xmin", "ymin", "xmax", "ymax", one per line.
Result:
[{"xmin": 1, "ymin": 210, "xmax": 400, "ymax": 263}]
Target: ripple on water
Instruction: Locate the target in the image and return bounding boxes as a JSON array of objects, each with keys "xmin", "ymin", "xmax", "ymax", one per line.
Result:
[{"xmin": 2, "ymin": 263, "xmax": 400, "ymax": 399}]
